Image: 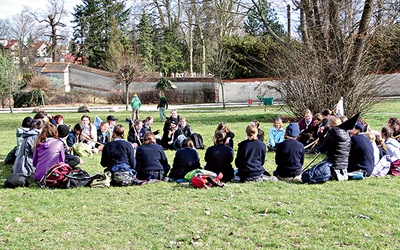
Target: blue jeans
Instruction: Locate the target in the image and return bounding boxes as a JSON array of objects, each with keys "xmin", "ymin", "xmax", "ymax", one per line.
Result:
[{"xmin": 159, "ymin": 107, "xmax": 168, "ymax": 121}]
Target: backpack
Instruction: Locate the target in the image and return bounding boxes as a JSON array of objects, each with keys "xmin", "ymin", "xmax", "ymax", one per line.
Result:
[
  {"xmin": 4, "ymin": 173, "xmax": 29, "ymax": 189},
  {"xmin": 73, "ymin": 142, "xmax": 93, "ymax": 157},
  {"xmin": 39, "ymin": 163, "xmax": 73, "ymax": 188},
  {"xmin": 91, "ymin": 172, "xmax": 112, "ymax": 188},
  {"xmin": 191, "ymin": 133, "xmax": 204, "ymax": 149},
  {"xmin": 66, "ymin": 169, "xmax": 99, "ymax": 188},
  {"xmin": 4, "ymin": 146, "xmax": 18, "ymax": 164},
  {"xmin": 389, "ymin": 159, "xmax": 400, "ymax": 176},
  {"xmin": 302, "ymin": 161, "xmax": 332, "ymax": 184},
  {"xmin": 173, "ymin": 134, "xmax": 186, "ymax": 150},
  {"xmin": 184, "ymin": 169, "xmax": 224, "ymax": 188}
]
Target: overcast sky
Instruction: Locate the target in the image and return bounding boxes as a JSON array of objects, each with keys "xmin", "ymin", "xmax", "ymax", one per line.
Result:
[{"xmin": 0, "ymin": 0, "xmax": 82, "ymax": 20}]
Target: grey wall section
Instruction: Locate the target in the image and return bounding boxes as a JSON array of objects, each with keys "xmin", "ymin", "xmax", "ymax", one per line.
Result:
[
  {"xmin": 218, "ymin": 80, "xmax": 281, "ymax": 103},
  {"xmin": 39, "ymin": 63, "xmax": 400, "ymax": 103}
]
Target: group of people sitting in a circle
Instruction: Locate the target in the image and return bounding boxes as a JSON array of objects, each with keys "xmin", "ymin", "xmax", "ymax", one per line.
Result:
[{"xmin": 9, "ymin": 107, "xmax": 400, "ymax": 186}]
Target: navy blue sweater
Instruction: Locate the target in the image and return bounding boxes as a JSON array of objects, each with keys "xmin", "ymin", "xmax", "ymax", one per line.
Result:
[
  {"xmin": 100, "ymin": 139, "xmax": 136, "ymax": 172},
  {"xmin": 235, "ymin": 139, "xmax": 266, "ymax": 180},
  {"xmin": 204, "ymin": 144, "xmax": 234, "ymax": 182},
  {"xmin": 135, "ymin": 143, "xmax": 170, "ymax": 172},
  {"xmin": 169, "ymin": 148, "xmax": 200, "ymax": 179},
  {"xmin": 275, "ymin": 139, "xmax": 304, "ymax": 177},
  {"xmin": 348, "ymin": 134, "xmax": 375, "ymax": 176}
]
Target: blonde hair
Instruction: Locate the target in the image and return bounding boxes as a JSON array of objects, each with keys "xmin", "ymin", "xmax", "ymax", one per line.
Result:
[
  {"xmin": 364, "ymin": 132, "xmax": 375, "ymax": 143},
  {"xmin": 328, "ymin": 117, "xmax": 341, "ymax": 127}
]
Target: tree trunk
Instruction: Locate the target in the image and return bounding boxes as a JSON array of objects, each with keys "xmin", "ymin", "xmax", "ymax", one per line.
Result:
[
  {"xmin": 125, "ymin": 83, "xmax": 129, "ymax": 111},
  {"xmin": 220, "ymin": 81, "xmax": 226, "ymax": 109}
]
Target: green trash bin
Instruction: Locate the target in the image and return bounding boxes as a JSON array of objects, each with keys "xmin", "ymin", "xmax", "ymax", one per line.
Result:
[{"xmin": 263, "ymin": 97, "xmax": 273, "ymax": 105}]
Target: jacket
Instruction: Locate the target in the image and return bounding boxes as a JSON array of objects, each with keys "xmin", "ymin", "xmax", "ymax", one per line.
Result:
[
  {"xmin": 320, "ymin": 126, "xmax": 350, "ymax": 170},
  {"xmin": 12, "ymin": 129, "xmax": 40, "ymax": 177},
  {"xmin": 157, "ymin": 96, "xmax": 168, "ymax": 109},
  {"xmin": 131, "ymin": 96, "xmax": 142, "ymax": 109},
  {"xmin": 33, "ymin": 138, "xmax": 65, "ymax": 181}
]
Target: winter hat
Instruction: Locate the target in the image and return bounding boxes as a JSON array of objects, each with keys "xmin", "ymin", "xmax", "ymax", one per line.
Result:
[
  {"xmin": 57, "ymin": 125, "xmax": 70, "ymax": 138},
  {"xmin": 286, "ymin": 122, "xmax": 300, "ymax": 137},
  {"xmin": 355, "ymin": 121, "xmax": 364, "ymax": 132}
]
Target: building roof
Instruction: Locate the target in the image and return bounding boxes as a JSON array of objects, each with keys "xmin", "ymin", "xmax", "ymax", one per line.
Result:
[{"xmin": 4, "ymin": 39, "xmax": 18, "ymax": 49}]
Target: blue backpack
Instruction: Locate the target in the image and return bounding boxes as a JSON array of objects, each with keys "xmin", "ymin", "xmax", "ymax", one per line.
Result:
[{"xmin": 302, "ymin": 161, "xmax": 332, "ymax": 184}]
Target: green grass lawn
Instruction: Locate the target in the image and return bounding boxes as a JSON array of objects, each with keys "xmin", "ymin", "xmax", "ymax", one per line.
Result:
[{"xmin": 1, "ymin": 101, "xmax": 400, "ymax": 249}]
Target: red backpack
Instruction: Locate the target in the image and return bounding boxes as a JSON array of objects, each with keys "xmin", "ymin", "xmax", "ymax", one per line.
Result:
[
  {"xmin": 39, "ymin": 163, "xmax": 73, "ymax": 188},
  {"xmin": 389, "ymin": 159, "xmax": 400, "ymax": 176}
]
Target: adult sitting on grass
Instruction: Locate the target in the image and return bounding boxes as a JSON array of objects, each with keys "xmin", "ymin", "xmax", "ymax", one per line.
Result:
[
  {"xmin": 273, "ymin": 123, "xmax": 305, "ymax": 183},
  {"xmin": 136, "ymin": 132, "xmax": 171, "ymax": 181},
  {"xmin": 169, "ymin": 138, "xmax": 200, "ymax": 182},
  {"xmin": 235, "ymin": 124, "xmax": 276, "ymax": 182},
  {"xmin": 319, "ymin": 116, "xmax": 350, "ymax": 181},
  {"xmin": 204, "ymin": 130, "xmax": 234, "ymax": 182},
  {"xmin": 33, "ymin": 123, "xmax": 65, "ymax": 182},
  {"xmin": 100, "ymin": 124, "xmax": 136, "ymax": 174}
]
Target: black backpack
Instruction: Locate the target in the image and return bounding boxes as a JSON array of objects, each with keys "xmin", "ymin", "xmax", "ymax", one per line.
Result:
[
  {"xmin": 191, "ymin": 133, "xmax": 204, "ymax": 149},
  {"xmin": 302, "ymin": 161, "xmax": 332, "ymax": 184},
  {"xmin": 66, "ymin": 169, "xmax": 100, "ymax": 188}
]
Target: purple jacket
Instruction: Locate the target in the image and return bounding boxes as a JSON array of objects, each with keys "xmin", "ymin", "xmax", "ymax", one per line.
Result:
[{"xmin": 33, "ymin": 138, "xmax": 65, "ymax": 181}]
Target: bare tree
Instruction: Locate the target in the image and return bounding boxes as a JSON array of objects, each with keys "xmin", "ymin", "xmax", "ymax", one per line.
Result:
[
  {"xmin": 104, "ymin": 23, "xmax": 148, "ymax": 110},
  {"xmin": 7, "ymin": 7, "xmax": 45, "ymax": 74},
  {"xmin": 32, "ymin": 0, "xmax": 68, "ymax": 62},
  {"xmin": 243, "ymin": 0, "xmax": 394, "ymax": 117},
  {"xmin": 208, "ymin": 44, "xmax": 235, "ymax": 109}
]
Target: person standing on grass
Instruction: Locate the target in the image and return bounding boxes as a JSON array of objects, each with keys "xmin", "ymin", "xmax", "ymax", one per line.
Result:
[
  {"xmin": 273, "ymin": 123, "xmax": 304, "ymax": 183},
  {"xmin": 204, "ymin": 130, "xmax": 234, "ymax": 182},
  {"xmin": 33, "ymin": 123, "xmax": 65, "ymax": 181},
  {"xmin": 131, "ymin": 94, "xmax": 142, "ymax": 121},
  {"xmin": 101, "ymin": 124, "xmax": 136, "ymax": 174},
  {"xmin": 157, "ymin": 91, "xmax": 169, "ymax": 122},
  {"xmin": 235, "ymin": 124, "xmax": 274, "ymax": 182}
]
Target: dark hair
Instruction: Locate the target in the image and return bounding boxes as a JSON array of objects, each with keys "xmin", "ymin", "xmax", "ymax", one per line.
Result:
[
  {"xmin": 182, "ymin": 138, "xmax": 194, "ymax": 148},
  {"xmin": 33, "ymin": 111, "xmax": 47, "ymax": 120},
  {"xmin": 22, "ymin": 116, "xmax": 32, "ymax": 128},
  {"xmin": 214, "ymin": 130, "xmax": 226, "ymax": 144},
  {"xmin": 322, "ymin": 109, "xmax": 332, "ymax": 116},
  {"xmin": 73, "ymin": 123, "xmax": 83, "ymax": 132},
  {"xmin": 381, "ymin": 126, "xmax": 393, "ymax": 139},
  {"xmin": 31, "ymin": 119, "xmax": 45, "ymax": 130}
]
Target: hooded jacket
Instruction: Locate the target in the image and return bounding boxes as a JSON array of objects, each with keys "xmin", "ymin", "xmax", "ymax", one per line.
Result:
[
  {"xmin": 131, "ymin": 96, "xmax": 142, "ymax": 109},
  {"xmin": 320, "ymin": 126, "xmax": 350, "ymax": 170},
  {"xmin": 33, "ymin": 137, "xmax": 65, "ymax": 181},
  {"xmin": 12, "ymin": 129, "xmax": 41, "ymax": 177}
]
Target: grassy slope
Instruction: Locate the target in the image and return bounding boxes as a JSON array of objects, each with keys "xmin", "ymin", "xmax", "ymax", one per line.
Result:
[{"xmin": 1, "ymin": 101, "xmax": 400, "ymax": 249}]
